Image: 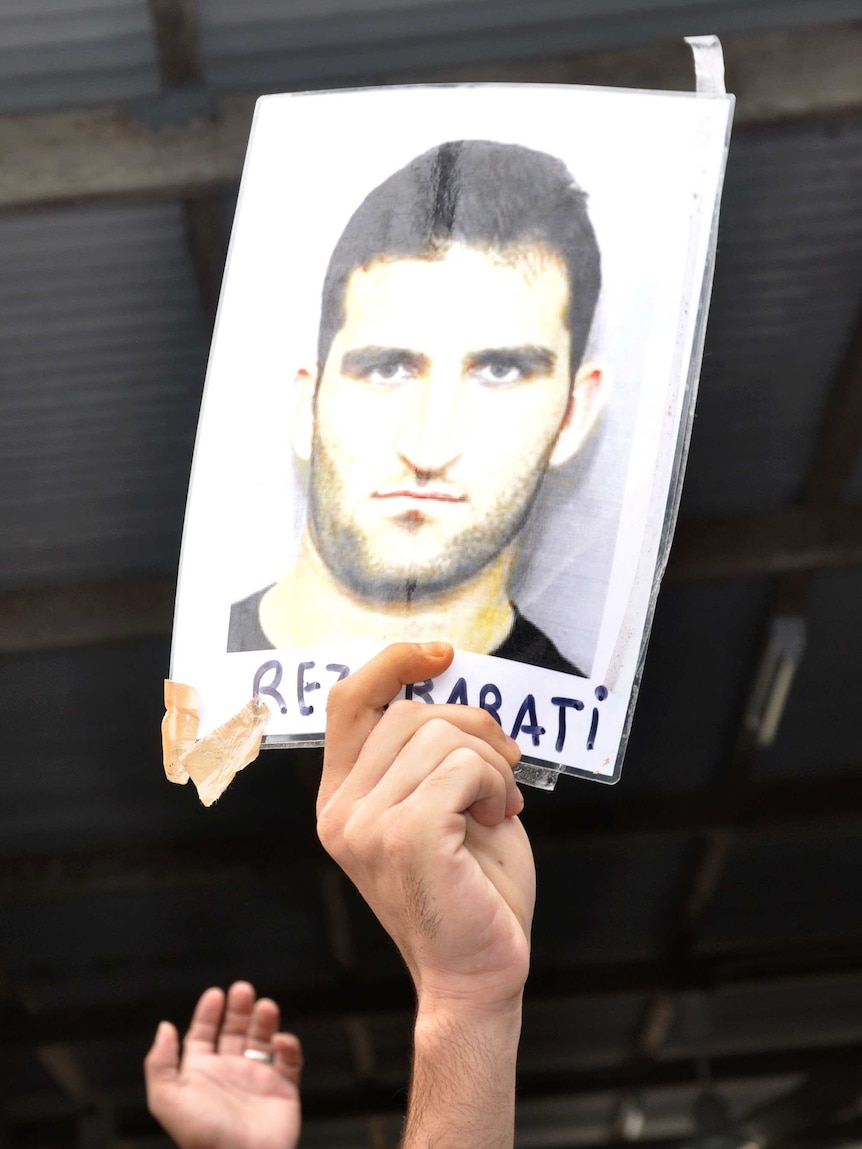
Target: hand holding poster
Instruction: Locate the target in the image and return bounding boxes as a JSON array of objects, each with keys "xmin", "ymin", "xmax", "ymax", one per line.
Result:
[{"xmin": 170, "ymin": 62, "xmax": 734, "ymax": 791}]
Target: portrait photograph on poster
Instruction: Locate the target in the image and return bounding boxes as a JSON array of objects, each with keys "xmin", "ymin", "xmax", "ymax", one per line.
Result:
[{"xmin": 170, "ymin": 78, "xmax": 734, "ymax": 788}]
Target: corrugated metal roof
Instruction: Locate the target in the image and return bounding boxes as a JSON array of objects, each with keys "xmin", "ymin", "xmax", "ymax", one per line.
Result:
[
  {"xmin": 533, "ymin": 838, "xmax": 698, "ymax": 960},
  {"xmin": 697, "ymin": 821, "xmax": 862, "ymax": 950},
  {"xmin": 0, "ymin": 200, "xmax": 208, "ymax": 591},
  {"xmin": 615, "ymin": 578, "xmax": 772, "ymax": 793},
  {"xmin": 196, "ymin": 0, "xmax": 862, "ymax": 92},
  {"xmin": 681, "ymin": 118, "xmax": 862, "ymax": 517},
  {"xmin": 0, "ymin": 0, "xmax": 159, "ymax": 113},
  {"xmin": 668, "ymin": 974, "xmax": 862, "ymax": 1057},
  {"xmin": 2, "ymin": 879, "xmax": 336, "ymax": 1008},
  {"xmin": 1, "ymin": 7, "xmax": 861, "ymax": 1143}
]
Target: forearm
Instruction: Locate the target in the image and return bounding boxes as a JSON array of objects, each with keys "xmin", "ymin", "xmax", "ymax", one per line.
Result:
[{"xmin": 401, "ymin": 999, "xmax": 523, "ymax": 1149}]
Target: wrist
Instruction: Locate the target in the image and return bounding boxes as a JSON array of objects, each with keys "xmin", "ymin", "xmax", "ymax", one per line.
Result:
[
  {"xmin": 411, "ymin": 964, "xmax": 528, "ymax": 1020},
  {"xmin": 413, "ymin": 992, "xmax": 523, "ymax": 1052}
]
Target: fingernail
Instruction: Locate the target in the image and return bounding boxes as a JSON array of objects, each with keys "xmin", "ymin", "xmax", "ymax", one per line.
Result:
[
  {"xmin": 507, "ymin": 734, "xmax": 519, "ymax": 749},
  {"xmin": 419, "ymin": 642, "xmax": 450, "ymax": 656}
]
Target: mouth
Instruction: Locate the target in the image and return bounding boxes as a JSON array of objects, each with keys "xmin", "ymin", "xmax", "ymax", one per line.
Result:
[{"xmin": 373, "ymin": 489, "xmax": 467, "ymax": 503}]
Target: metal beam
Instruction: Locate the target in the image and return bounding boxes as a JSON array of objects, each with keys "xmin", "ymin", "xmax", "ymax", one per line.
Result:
[
  {"xmin": 665, "ymin": 504, "xmax": 862, "ymax": 583},
  {"xmin": 1, "ymin": 22, "xmax": 861, "ymax": 213},
  {"xmin": 5, "ymin": 1035, "xmax": 860, "ymax": 1137},
  {"xmin": 148, "ymin": 0, "xmax": 229, "ymax": 331},
  {"xmin": 804, "ymin": 302, "xmax": 862, "ymax": 505},
  {"xmin": 0, "ymin": 95, "xmax": 256, "ymax": 211},
  {"xmin": 297, "ymin": 1039, "xmax": 862, "ymax": 1117},
  {"xmin": 3, "ymin": 771, "xmax": 862, "ymax": 908},
  {"xmin": 5, "ymin": 936, "xmax": 862, "ymax": 1048},
  {"xmin": 0, "ymin": 576, "xmax": 175, "ymax": 654},
  {"xmin": 149, "ymin": 0, "xmax": 202, "ymax": 89},
  {"xmin": 4, "ymin": 504, "xmax": 862, "ymax": 655}
]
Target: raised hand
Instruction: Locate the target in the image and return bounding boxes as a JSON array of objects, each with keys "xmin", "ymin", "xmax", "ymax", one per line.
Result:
[
  {"xmin": 317, "ymin": 642, "xmax": 535, "ymax": 1147},
  {"xmin": 144, "ymin": 981, "xmax": 302, "ymax": 1149},
  {"xmin": 318, "ymin": 641, "xmax": 535, "ymax": 1011}
]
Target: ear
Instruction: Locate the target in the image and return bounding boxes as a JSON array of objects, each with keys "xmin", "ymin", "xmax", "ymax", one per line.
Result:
[
  {"xmin": 548, "ymin": 361, "xmax": 605, "ymax": 469},
  {"xmin": 291, "ymin": 366, "xmax": 318, "ymax": 463}
]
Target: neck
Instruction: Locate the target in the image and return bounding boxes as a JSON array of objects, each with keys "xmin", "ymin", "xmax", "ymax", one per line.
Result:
[{"xmin": 259, "ymin": 532, "xmax": 516, "ymax": 653}]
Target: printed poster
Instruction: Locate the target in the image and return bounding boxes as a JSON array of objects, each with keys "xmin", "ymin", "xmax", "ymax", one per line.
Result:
[{"xmin": 171, "ymin": 82, "xmax": 734, "ymax": 787}]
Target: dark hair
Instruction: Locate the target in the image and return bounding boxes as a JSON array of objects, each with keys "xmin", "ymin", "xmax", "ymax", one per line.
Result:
[{"xmin": 317, "ymin": 139, "xmax": 602, "ymax": 376}]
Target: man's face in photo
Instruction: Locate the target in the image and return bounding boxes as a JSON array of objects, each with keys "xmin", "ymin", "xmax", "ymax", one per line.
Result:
[{"xmin": 298, "ymin": 242, "xmax": 594, "ymax": 603}]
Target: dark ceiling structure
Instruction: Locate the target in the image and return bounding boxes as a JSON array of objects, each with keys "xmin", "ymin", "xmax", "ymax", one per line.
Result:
[{"xmin": 2, "ymin": 1, "xmax": 862, "ymax": 1146}]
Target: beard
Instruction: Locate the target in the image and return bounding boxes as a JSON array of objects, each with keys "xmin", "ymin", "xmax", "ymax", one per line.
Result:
[{"xmin": 307, "ymin": 432, "xmax": 550, "ymax": 604}]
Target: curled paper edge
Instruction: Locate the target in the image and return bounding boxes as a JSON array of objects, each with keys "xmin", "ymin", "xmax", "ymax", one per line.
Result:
[{"xmin": 161, "ymin": 681, "xmax": 269, "ymax": 806}]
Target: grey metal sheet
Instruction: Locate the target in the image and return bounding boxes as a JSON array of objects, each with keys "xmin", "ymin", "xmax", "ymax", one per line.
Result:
[
  {"xmin": 531, "ymin": 838, "xmax": 698, "ymax": 961},
  {"xmin": 196, "ymin": 0, "xmax": 862, "ymax": 91},
  {"xmin": 695, "ymin": 821, "xmax": 862, "ymax": 950},
  {"xmin": 0, "ymin": 879, "xmax": 336, "ymax": 1009},
  {"xmin": 0, "ymin": 0, "xmax": 159, "ymax": 113},
  {"xmin": 667, "ymin": 973, "xmax": 862, "ymax": 1058},
  {"xmin": 519, "ymin": 994, "xmax": 647, "ymax": 1073},
  {"xmin": 0, "ymin": 201, "xmax": 208, "ymax": 590},
  {"xmin": 513, "ymin": 1078, "xmax": 802, "ymax": 1146},
  {"xmin": 607, "ymin": 579, "xmax": 770, "ymax": 794},
  {"xmin": 681, "ymin": 120, "xmax": 862, "ymax": 517}
]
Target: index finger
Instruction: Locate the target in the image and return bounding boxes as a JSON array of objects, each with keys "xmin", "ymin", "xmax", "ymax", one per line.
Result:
[
  {"xmin": 181, "ymin": 986, "xmax": 225, "ymax": 1058},
  {"xmin": 320, "ymin": 642, "xmax": 454, "ymax": 810}
]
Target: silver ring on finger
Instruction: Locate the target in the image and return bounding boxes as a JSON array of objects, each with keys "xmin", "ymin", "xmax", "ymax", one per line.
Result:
[{"xmin": 243, "ymin": 1047, "xmax": 274, "ymax": 1064}]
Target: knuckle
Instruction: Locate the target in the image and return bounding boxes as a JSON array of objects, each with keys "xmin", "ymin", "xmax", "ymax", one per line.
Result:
[
  {"xmin": 340, "ymin": 810, "xmax": 371, "ymax": 857},
  {"xmin": 415, "ymin": 716, "xmax": 456, "ymax": 746},
  {"xmin": 471, "ymin": 706, "xmax": 499, "ymax": 738},
  {"xmin": 427, "ymin": 747, "xmax": 479, "ymax": 787},
  {"xmin": 386, "ymin": 698, "xmax": 420, "ymax": 722},
  {"xmin": 316, "ymin": 803, "xmax": 343, "ymax": 852},
  {"xmin": 325, "ymin": 677, "xmax": 351, "ymax": 715}
]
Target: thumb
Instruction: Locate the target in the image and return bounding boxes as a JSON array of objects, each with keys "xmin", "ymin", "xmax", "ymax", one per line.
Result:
[
  {"xmin": 319, "ymin": 642, "xmax": 453, "ymax": 812},
  {"xmin": 144, "ymin": 1021, "xmax": 180, "ymax": 1098}
]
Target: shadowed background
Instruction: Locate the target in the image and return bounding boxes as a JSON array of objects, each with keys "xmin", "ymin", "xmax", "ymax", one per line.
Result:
[{"xmin": 2, "ymin": 1, "xmax": 862, "ymax": 1146}]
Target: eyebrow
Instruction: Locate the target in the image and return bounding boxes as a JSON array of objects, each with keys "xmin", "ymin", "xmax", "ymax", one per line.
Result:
[
  {"xmin": 340, "ymin": 346, "xmax": 429, "ymax": 377},
  {"xmin": 464, "ymin": 346, "xmax": 557, "ymax": 376}
]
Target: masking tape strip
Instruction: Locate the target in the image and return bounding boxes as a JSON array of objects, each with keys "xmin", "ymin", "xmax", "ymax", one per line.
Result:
[
  {"xmin": 684, "ymin": 35, "xmax": 726, "ymax": 96},
  {"xmin": 161, "ymin": 681, "xmax": 268, "ymax": 806}
]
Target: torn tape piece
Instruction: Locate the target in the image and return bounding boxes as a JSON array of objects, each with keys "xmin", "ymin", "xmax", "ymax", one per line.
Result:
[
  {"xmin": 181, "ymin": 696, "xmax": 269, "ymax": 807},
  {"xmin": 161, "ymin": 680, "xmax": 200, "ymax": 785},
  {"xmin": 684, "ymin": 35, "xmax": 726, "ymax": 96}
]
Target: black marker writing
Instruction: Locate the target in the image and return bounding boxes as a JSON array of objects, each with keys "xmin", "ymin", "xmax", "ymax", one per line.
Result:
[
  {"xmin": 551, "ymin": 696, "xmax": 584, "ymax": 753},
  {"xmin": 253, "ymin": 659, "xmax": 288, "ymax": 714},
  {"xmin": 479, "ymin": 683, "xmax": 502, "ymax": 725},
  {"xmin": 297, "ymin": 661, "xmax": 320, "ymax": 717},
  {"xmin": 446, "ymin": 677, "xmax": 469, "ymax": 705},
  {"xmin": 587, "ymin": 685, "xmax": 608, "ymax": 750},
  {"xmin": 405, "ymin": 679, "xmax": 435, "ymax": 703},
  {"xmin": 510, "ymin": 694, "xmax": 545, "ymax": 746}
]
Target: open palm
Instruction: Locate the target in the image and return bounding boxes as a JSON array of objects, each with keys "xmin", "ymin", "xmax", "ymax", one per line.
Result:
[{"xmin": 145, "ymin": 981, "xmax": 302, "ymax": 1149}]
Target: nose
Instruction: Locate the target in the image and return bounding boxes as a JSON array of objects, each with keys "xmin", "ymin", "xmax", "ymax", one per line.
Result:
[{"xmin": 394, "ymin": 376, "xmax": 464, "ymax": 479}]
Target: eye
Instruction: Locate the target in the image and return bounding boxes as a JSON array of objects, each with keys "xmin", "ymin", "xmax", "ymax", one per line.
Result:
[
  {"xmin": 367, "ymin": 362, "xmax": 414, "ymax": 385},
  {"xmin": 472, "ymin": 361, "xmax": 522, "ymax": 385}
]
